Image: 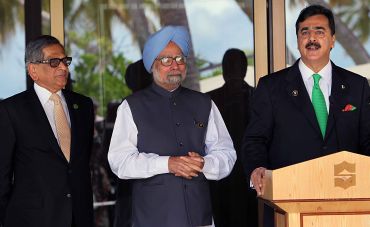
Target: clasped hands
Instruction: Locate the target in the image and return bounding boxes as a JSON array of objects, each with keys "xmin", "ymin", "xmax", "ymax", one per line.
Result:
[{"xmin": 168, "ymin": 151, "xmax": 204, "ymax": 179}]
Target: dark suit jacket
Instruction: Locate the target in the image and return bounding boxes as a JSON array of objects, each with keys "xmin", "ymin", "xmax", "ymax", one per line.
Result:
[
  {"xmin": 242, "ymin": 60, "xmax": 370, "ymax": 180},
  {"xmin": 0, "ymin": 88, "xmax": 94, "ymax": 227}
]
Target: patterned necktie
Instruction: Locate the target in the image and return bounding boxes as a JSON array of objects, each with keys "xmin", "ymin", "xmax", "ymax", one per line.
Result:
[
  {"xmin": 312, "ymin": 74, "xmax": 328, "ymax": 138},
  {"xmin": 50, "ymin": 93, "xmax": 71, "ymax": 161}
]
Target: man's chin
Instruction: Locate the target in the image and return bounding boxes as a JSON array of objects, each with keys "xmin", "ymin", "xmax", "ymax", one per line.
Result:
[
  {"xmin": 168, "ymin": 75, "xmax": 183, "ymax": 84},
  {"xmin": 56, "ymin": 81, "xmax": 68, "ymax": 90},
  {"xmin": 302, "ymin": 52, "xmax": 323, "ymax": 61}
]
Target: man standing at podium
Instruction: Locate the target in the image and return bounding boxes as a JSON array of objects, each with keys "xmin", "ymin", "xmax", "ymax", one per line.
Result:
[{"xmin": 242, "ymin": 4, "xmax": 370, "ymax": 226}]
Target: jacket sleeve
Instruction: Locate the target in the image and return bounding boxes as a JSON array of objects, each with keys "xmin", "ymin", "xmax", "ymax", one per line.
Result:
[
  {"xmin": 241, "ymin": 77, "xmax": 273, "ymax": 182},
  {"xmin": 359, "ymin": 78, "xmax": 370, "ymax": 155},
  {"xmin": 0, "ymin": 103, "xmax": 15, "ymax": 224}
]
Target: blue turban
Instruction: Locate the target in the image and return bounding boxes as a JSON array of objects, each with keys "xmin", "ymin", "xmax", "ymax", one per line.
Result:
[{"xmin": 142, "ymin": 25, "xmax": 190, "ymax": 72}]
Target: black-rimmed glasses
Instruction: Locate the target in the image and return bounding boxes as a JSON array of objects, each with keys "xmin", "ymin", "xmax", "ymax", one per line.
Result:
[
  {"xmin": 155, "ymin": 55, "xmax": 186, "ymax": 66},
  {"xmin": 32, "ymin": 57, "xmax": 72, "ymax": 68}
]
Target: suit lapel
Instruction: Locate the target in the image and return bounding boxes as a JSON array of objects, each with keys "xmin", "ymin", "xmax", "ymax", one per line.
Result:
[
  {"xmin": 285, "ymin": 61, "xmax": 322, "ymax": 136},
  {"xmin": 325, "ymin": 62, "xmax": 349, "ymax": 140},
  {"xmin": 27, "ymin": 89, "xmax": 67, "ymax": 161}
]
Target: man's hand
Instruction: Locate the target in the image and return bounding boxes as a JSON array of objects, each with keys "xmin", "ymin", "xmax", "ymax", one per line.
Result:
[
  {"xmin": 168, "ymin": 152, "xmax": 204, "ymax": 179},
  {"xmin": 179, "ymin": 152, "xmax": 204, "ymax": 172},
  {"xmin": 168, "ymin": 156, "xmax": 200, "ymax": 179},
  {"xmin": 250, "ymin": 167, "xmax": 267, "ymax": 196}
]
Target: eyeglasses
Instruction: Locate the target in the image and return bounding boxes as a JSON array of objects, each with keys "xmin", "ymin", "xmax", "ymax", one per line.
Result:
[
  {"xmin": 155, "ymin": 55, "xmax": 186, "ymax": 66},
  {"xmin": 32, "ymin": 57, "xmax": 72, "ymax": 68}
]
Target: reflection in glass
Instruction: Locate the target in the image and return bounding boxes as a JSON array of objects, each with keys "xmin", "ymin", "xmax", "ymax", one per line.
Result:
[
  {"xmin": 0, "ymin": 2, "xmax": 25, "ymax": 99},
  {"xmin": 0, "ymin": 1, "xmax": 52, "ymax": 99}
]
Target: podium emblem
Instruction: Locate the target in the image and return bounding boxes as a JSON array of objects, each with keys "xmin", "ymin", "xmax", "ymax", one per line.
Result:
[{"xmin": 334, "ymin": 161, "xmax": 356, "ymax": 189}]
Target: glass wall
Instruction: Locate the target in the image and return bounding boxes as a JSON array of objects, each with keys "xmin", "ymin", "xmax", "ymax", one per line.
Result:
[
  {"xmin": 64, "ymin": 0, "xmax": 255, "ymax": 114},
  {"xmin": 0, "ymin": 2, "xmax": 25, "ymax": 99},
  {"xmin": 42, "ymin": 0, "xmax": 51, "ymax": 34},
  {"xmin": 285, "ymin": 1, "xmax": 370, "ymax": 82},
  {"xmin": 0, "ymin": 1, "xmax": 51, "ymax": 99}
]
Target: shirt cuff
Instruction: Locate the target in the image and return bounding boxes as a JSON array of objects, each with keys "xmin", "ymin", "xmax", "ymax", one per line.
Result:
[
  {"xmin": 202, "ymin": 156, "xmax": 218, "ymax": 180},
  {"xmin": 202, "ymin": 156, "xmax": 213, "ymax": 172},
  {"xmin": 155, "ymin": 156, "xmax": 170, "ymax": 174},
  {"xmin": 250, "ymin": 180, "xmax": 255, "ymax": 189}
]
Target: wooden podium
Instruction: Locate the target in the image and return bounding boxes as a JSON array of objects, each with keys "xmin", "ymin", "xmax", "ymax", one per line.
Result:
[{"xmin": 260, "ymin": 151, "xmax": 370, "ymax": 227}]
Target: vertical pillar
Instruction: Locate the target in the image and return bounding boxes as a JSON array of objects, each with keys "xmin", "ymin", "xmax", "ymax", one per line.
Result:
[
  {"xmin": 270, "ymin": 0, "xmax": 286, "ymax": 72},
  {"xmin": 50, "ymin": 0, "xmax": 64, "ymax": 44},
  {"xmin": 254, "ymin": 0, "xmax": 269, "ymax": 84},
  {"xmin": 25, "ymin": 0, "xmax": 42, "ymax": 89}
]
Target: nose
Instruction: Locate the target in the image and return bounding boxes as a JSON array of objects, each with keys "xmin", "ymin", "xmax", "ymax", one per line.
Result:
[
  {"xmin": 308, "ymin": 31, "xmax": 317, "ymax": 41},
  {"xmin": 170, "ymin": 59, "xmax": 179, "ymax": 69}
]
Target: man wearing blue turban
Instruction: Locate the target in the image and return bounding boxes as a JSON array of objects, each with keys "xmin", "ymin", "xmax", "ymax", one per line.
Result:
[{"xmin": 108, "ymin": 25, "xmax": 236, "ymax": 227}]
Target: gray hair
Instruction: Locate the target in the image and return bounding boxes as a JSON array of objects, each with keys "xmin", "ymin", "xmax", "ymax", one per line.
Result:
[{"xmin": 25, "ymin": 35, "xmax": 64, "ymax": 74}]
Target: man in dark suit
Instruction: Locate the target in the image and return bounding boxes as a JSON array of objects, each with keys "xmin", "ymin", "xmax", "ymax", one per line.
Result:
[
  {"xmin": 207, "ymin": 48, "xmax": 256, "ymax": 227},
  {"xmin": 242, "ymin": 5, "xmax": 370, "ymax": 227},
  {"xmin": 0, "ymin": 35, "xmax": 94, "ymax": 227}
]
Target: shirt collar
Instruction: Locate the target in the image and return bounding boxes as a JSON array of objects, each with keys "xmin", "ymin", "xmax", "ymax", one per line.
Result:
[
  {"xmin": 34, "ymin": 83, "xmax": 64, "ymax": 106},
  {"xmin": 299, "ymin": 59, "xmax": 332, "ymax": 85}
]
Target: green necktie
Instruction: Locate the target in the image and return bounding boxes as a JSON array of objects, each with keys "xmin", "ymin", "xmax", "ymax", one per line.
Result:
[{"xmin": 312, "ymin": 74, "xmax": 328, "ymax": 138}]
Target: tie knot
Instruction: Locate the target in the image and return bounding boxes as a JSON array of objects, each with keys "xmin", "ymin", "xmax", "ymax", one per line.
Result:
[
  {"xmin": 50, "ymin": 93, "xmax": 61, "ymax": 104},
  {"xmin": 313, "ymin": 73, "xmax": 321, "ymax": 85}
]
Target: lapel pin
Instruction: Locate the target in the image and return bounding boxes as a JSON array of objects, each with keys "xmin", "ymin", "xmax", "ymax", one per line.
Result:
[
  {"xmin": 73, "ymin": 104, "xmax": 79, "ymax": 109},
  {"xmin": 292, "ymin": 90, "xmax": 299, "ymax": 97},
  {"xmin": 341, "ymin": 84, "xmax": 346, "ymax": 90}
]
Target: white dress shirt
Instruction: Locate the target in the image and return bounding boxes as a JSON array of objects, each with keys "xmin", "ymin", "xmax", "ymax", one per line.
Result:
[
  {"xmin": 34, "ymin": 83, "xmax": 71, "ymax": 144},
  {"xmin": 299, "ymin": 59, "xmax": 332, "ymax": 112},
  {"xmin": 108, "ymin": 99, "xmax": 237, "ymax": 181}
]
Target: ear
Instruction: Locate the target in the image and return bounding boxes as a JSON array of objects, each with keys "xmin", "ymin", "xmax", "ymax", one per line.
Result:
[
  {"xmin": 28, "ymin": 64, "xmax": 38, "ymax": 81},
  {"xmin": 331, "ymin": 34, "xmax": 336, "ymax": 49}
]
